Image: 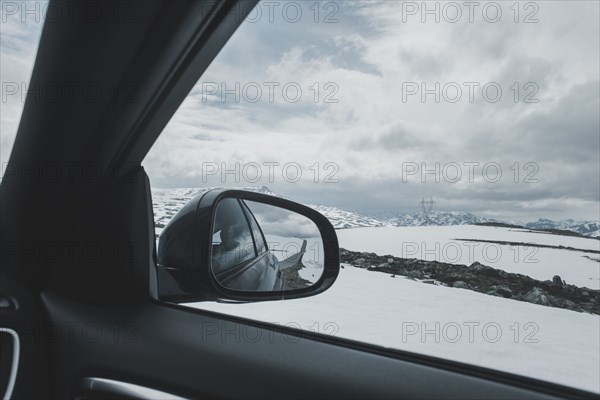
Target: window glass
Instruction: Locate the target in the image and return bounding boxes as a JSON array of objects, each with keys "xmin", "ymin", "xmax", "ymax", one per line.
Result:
[
  {"xmin": 212, "ymin": 198, "xmax": 257, "ymax": 274},
  {"xmin": 146, "ymin": 0, "xmax": 600, "ymax": 393},
  {"xmin": 241, "ymin": 200, "xmax": 267, "ymax": 254}
]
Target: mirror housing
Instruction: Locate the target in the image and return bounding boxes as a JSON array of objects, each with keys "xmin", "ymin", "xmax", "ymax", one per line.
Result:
[{"xmin": 156, "ymin": 189, "xmax": 340, "ymax": 303}]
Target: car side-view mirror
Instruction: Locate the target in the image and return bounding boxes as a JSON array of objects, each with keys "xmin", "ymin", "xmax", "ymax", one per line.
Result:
[{"xmin": 156, "ymin": 189, "xmax": 340, "ymax": 303}]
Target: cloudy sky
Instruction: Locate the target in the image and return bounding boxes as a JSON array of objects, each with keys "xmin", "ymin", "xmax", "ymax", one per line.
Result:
[{"xmin": 2, "ymin": 1, "xmax": 599, "ymax": 222}]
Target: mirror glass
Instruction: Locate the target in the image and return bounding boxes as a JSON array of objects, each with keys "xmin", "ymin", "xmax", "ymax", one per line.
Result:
[{"xmin": 210, "ymin": 198, "xmax": 324, "ymax": 292}]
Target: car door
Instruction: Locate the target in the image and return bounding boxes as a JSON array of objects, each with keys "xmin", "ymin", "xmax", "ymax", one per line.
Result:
[{"xmin": 0, "ymin": 1, "xmax": 596, "ymax": 399}]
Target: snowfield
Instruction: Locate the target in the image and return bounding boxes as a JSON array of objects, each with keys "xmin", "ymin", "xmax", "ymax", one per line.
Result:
[
  {"xmin": 190, "ymin": 265, "xmax": 600, "ymax": 393},
  {"xmin": 336, "ymin": 226, "xmax": 600, "ymax": 289},
  {"xmin": 187, "ymin": 225, "xmax": 600, "ymax": 393},
  {"xmin": 152, "ymin": 189, "xmax": 599, "ymax": 392}
]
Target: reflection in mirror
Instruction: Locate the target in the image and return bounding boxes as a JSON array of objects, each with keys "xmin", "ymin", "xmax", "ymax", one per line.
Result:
[{"xmin": 210, "ymin": 198, "xmax": 324, "ymax": 292}]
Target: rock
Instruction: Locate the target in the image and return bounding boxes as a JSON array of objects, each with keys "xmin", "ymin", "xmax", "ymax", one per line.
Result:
[
  {"xmin": 452, "ymin": 281, "xmax": 470, "ymax": 289},
  {"xmin": 339, "ymin": 246, "xmax": 599, "ymax": 315},
  {"xmin": 551, "ymin": 298, "xmax": 581, "ymax": 311},
  {"xmin": 407, "ymin": 271, "xmax": 424, "ymax": 280},
  {"xmin": 488, "ymin": 285, "xmax": 513, "ymax": 298},
  {"xmin": 523, "ymin": 287, "xmax": 552, "ymax": 306},
  {"xmin": 564, "ymin": 285, "xmax": 575, "ymax": 293},
  {"xmin": 469, "ymin": 261, "xmax": 492, "ymax": 271}
]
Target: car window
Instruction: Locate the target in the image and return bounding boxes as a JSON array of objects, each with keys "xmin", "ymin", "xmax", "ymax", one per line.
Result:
[
  {"xmin": 241, "ymin": 200, "xmax": 267, "ymax": 254},
  {"xmin": 144, "ymin": 0, "xmax": 600, "ymax": 394},
  {"xmin": 212, "ymin": 198, "xmax": 257, "ymax": 274}
]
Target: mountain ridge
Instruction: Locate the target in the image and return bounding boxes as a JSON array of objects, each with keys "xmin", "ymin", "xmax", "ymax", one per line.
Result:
[{"xmin": 151, "ymin": 187, "xmax": 599, "ymax": 238}]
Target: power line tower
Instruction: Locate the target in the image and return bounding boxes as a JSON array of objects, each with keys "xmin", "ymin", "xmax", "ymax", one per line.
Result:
[{"xmin": 420, "ymin": 197, "xmax": 435, "ymax": 221}]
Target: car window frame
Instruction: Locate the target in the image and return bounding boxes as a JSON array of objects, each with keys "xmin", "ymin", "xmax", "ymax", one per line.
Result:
[
  {"xmin": 240, "ymin": 200, "xmax": 268, "ymax": 255},
  {"xmin": 211, "ymin": 198, "xmax": 258, "ymax": 273}
]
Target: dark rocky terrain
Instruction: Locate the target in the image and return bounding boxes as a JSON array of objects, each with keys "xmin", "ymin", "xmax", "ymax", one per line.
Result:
[
  {"xmin": 339, "ymin": 248, "xmax": 600, "ymax": 315},
  {"xmin": 281, "ymin": 263, "xmax": 312, "ymax": 290},
  {"xmin": 453, "ymin": 238, "xmax": 600, "ymax": 254}
]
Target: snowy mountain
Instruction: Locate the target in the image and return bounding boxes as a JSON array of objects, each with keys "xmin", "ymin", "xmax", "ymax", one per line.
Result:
[
  {"xmin": 152, "ymin": 186, "xmax": 280, "ymax": 234},
  {"xmin": 307, "ymin": 204, "xmax": 389, "ymax": 229},
  {"xmin": 388, "ymin": 212, "xmax": 599, "ymax": 238},
  {"xmin": 388, "ymin": 210, "xmax": 489, "ymax": 227},
  {"xmin": 525, "ymin": 218, "xmax": 600, "ymax": 238},
  {"xmin": 151, "ymin": 187, "xmax": 599, "ymax": 237},
  {"xmin": 151, "ymin": 186, "xmax": 387, "ymax": 233}
]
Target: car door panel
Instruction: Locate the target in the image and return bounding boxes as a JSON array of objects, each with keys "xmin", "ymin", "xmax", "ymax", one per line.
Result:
[{"xmin": 41, "ymin": 290, "xmax": 574, "ymax": 400}]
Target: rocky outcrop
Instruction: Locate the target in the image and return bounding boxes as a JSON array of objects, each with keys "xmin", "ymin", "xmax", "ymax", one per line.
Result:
[{"xmin": 340, "ymin": 248, "xmax": 600, "ymax": 315}]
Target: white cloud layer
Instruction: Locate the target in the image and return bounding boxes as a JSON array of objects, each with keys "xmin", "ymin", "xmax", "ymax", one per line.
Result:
[{"xmin": 2, "ymin": 1, "xmax": 598, "ymax": 221}]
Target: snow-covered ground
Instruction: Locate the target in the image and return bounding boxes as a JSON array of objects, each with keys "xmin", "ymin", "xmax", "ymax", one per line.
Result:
[
  {"xmin": 189, "ymin": 265, "xmax": 600, "ymax": 393},
  {"xmin": 152, "ymin": 189, "xmax": 599, "ymax": 392},
  {"xmin": 186, "ymin": 225, "xmax": 600, "ymax": 393},
  {"xmin": 337, "ymin": 226, "xmax": 600, "ymax": 289}
]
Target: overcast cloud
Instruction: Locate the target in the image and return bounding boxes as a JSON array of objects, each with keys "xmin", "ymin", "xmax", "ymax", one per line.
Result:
[{"xmin": 2, "ymin": 1, "xmax": 599, "ymax": 222}]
